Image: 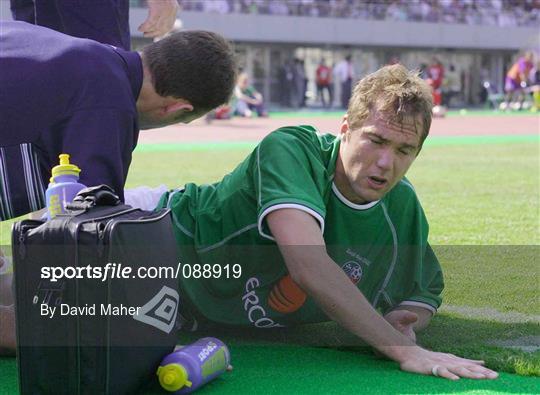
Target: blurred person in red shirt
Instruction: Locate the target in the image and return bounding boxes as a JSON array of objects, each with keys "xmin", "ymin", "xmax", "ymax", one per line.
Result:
[
  {"xmin": 427, "ymin": 57, "xmax": 444, "ymax": 106},
  {"xmin": 316, "ymin": 59, "xmax": 333, "ymax": 108},
  {"xmin": 427, "ymin": 57, "xmax": 446, "ymax": 116}
]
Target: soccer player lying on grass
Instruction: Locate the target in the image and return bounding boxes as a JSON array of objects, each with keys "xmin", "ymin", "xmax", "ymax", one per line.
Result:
[
  {"xmin": 154, "ymin": 64, "xmax": 496, "ymax": 380},
  {"xmin": 0, "ymin": 64, "xmax": 498, "ymax": 380}
]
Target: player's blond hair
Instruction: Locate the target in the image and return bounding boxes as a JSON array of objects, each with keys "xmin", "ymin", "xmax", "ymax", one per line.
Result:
[{"xmin": 347, "ymin": 64, "xmax": 433, "ymax": 149}]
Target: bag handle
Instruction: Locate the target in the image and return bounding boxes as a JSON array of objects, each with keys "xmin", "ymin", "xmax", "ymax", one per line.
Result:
[{"xmin": 66, "ymin": 185, "xmax": 121, "ymax": 211}]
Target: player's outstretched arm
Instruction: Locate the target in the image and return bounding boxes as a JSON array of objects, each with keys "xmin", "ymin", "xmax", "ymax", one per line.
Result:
[{"xmin": 266, "ymin": 208, "xmax": 498, "ymax": 380}]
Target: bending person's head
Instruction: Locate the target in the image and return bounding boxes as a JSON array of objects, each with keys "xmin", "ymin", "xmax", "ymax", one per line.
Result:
[{"xmin": 138, "ymin": 30, "xmax": 237, "ymax": 128}]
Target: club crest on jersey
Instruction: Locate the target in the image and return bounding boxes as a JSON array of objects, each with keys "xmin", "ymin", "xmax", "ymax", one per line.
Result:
[{"xmin": 341, "ymin": 261, "xmax": 363, "ymax": 284}]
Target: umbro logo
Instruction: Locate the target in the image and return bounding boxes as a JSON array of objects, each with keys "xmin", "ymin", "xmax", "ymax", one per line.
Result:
[{"xmin": 133, "ymin": 286, "xmax": 179, "ymax": 334}]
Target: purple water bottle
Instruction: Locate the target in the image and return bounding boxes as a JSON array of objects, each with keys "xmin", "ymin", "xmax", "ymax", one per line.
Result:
[
  {"xmin": 45, "ymin": 154, "xmax": 86, "ymax": 219},
  {"xmin": 157, "ymin": 337, "xmax": 231, "ymax": 394}
]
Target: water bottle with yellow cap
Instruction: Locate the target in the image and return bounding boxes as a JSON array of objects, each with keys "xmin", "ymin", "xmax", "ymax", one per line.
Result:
[
  {"xmin": 157, "ymin": 337, "xmax": 231, "ymax": 394},
  {"xmin": 45, "ymin": 154, "xmax": 86, "ymax": 219}
]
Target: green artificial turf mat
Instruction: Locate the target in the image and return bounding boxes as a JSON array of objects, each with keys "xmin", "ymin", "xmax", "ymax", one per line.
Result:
[{"xmin": 2, "ymin": 345, "xmax": 538, "ymax": 395}]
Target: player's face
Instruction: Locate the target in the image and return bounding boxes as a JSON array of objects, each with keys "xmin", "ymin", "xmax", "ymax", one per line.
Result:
[{"xmin": 335, "ymin": 111, "xmax": 422, "ymax": 204}]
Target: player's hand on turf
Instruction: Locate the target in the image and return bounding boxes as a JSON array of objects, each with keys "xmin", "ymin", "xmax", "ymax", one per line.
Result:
[
  {"xmin": 384, "ymin": 310, "xmax": 417, "ymax": 343},
  {"xmin": 399, "ymin": 347, "xmax": 498, "ymax": 380},
  {"xmin": 139, "ymin": 0, "xmax": 178, "ymax": 38}
]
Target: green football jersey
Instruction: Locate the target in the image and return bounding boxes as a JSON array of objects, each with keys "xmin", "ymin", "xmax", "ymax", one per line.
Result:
[{"xmin": 159, "ymin": 126, "xmax": 443, "ymax": 328}]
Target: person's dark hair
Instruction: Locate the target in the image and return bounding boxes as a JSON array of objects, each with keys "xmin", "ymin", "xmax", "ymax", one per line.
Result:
[{"xmin": 142, "ymin": 30, "xmax": 237, "ymax": 112}]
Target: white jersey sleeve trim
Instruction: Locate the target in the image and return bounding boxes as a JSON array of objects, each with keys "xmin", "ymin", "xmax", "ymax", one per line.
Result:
[
  {"xmin": 398, "ymin": 300, "xmax": 437, "ymax": 314},
  {"xmin": 258, "ymin": 203, "xmax": 325, "ymax": 241},
  {"xmin": 124, "ymin": 185, "xmax": 168, "ymax": 210}
]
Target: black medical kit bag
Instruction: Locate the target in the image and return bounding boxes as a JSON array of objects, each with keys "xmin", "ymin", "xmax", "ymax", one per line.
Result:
[{"xmin": 12, "ymin": 185, "xmax": 181, "ymax": 394}]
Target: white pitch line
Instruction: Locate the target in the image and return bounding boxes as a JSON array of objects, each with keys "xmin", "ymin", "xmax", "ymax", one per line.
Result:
[
  {"xmin": 440, "ymin": 304, "xmax": 540, "ymax": 324},
  {"xmin": 488, "ymin": 336, "xmax": 540, "ymax": 353}
]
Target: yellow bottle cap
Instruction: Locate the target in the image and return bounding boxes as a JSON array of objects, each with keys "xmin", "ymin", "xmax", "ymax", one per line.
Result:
[
  {"xmin": 157, "ymin": 363, "xmax": 192, "ymax": 392},
  {"xmin": 51, "ymin": 154, "xmax": 81, "ymax": 179}
]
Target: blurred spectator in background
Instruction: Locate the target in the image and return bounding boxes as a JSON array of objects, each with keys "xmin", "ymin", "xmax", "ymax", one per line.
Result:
[
  {"xmin": 178, "ymin": 0, "xmax": 539, "ymax": 27},
  {"xmin": 301, "ymin": 59, "xmax": 309, "ymax": 107},
  {"xmin": 268, "ymin": 0, "xmax": 290, "ymax": 15},
  {"xmin": 233, "ymin": 72, "xmax": 268, "ymax": 117},
  {"xmin": 293, "ymin": 58, "xmax": 307, "ymax": 108},
  {"xmin": 442, "ymin": 64, "xmax": 461, "ymax": 107},
  {"xmin": 418, "ymin": 63, "xmax": 428, "ymax": 80},
  {"xmin": 478, "ymin": 66, "xmax": 493, "ymax": 107},
  {"xmin": 315, "ymin": 59, "xmax": 333, "ymax": 108},
  {"xmin": 279, "ymin": 60, "xmax": 295, "ymax": 107},
  {"xmin": 10, "ymin": 0, "xmax": 178, "ymax": 50},
  {"xmin": 203, "ymin": 0, "xmax": 230, "ymax": 14},
  {"xmin": 386, "ymin": 1, "xmax": 407, "ymax": 21},
  {"xmin": 387, "ymin": 55, "xmax": 400, "ymax": 65},
  {"xmin": 503, "ymin": 51, "xmax": 535, "ymax": 110},
  {"xmin": 427, "ymin": 57, "xmax": 445, "ymax": 107},
  {"xmin": 532, "ymin": 61, "xmax": 540, "ymax": 112},
  {"xmin": 334, "ymin": 54, "xmax": 355, "ymax": 109},
  {"xmin": 205, "ymin": 104, "xmax": 233, "ymax": 123}
]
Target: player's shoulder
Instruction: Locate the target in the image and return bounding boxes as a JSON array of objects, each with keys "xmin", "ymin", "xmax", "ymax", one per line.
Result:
[
  {"xmin": 263, "ymin": 125, "xmax": 318, "ymax": 141},
  {"xmin": 386, "ymin": 177, "xmax": 421, "ymax": 206},
  {"xmin": 381, "ymin": 178, "xmax": 428, "ymax": 226},
  {"xmin": 397, "ymin": 177, "xmax": 417, "ymax": 193},
  {"xmin": 261, "ymin": 125, "xmax": 336, "ymax": 150}
]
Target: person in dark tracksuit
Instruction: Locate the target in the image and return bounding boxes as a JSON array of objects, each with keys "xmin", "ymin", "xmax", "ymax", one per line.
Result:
[{"xmin": 0, "ymin": 21, "xmax": 237, "ymax": 221}]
